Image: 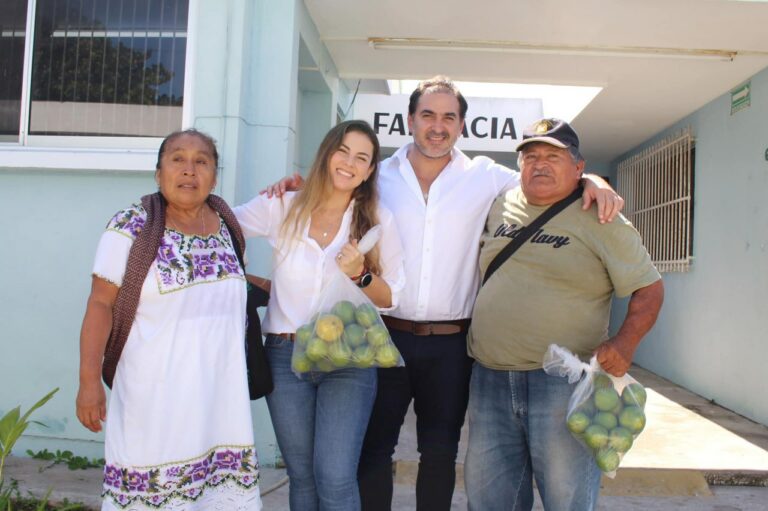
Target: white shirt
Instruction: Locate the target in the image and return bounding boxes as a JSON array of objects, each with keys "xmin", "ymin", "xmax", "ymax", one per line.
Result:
[
  {"xmin": 233, "ymin": 193, "xmax": 406, "ymax": 334},
  {"xmin": 378, "ymin": 144, "xmax": 519, "ymax": 321}
]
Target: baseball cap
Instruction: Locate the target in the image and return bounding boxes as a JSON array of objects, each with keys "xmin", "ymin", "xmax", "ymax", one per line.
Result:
[{"xmin": 516, "ymin": 118, "xmax": 583, "ymax": 161}]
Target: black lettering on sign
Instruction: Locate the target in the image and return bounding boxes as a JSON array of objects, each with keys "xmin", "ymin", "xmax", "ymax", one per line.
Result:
[
  {"xmin": 500, "ymin": 118, "xmax": 516, "ymax": 139},
  {"xmin": 471, "ymin": 117, "xmax": 488, "ymax": 138},
  {"xmin": 389, "ymin": 113, "xmax": 406, "ymax": 135},
  {"xmin": 372, "ymin": 113, "xmax": 519, "ymax": 140},
  {"xmin": 373, "ymin": 113, "xmax": 389, "ymax": 134}
]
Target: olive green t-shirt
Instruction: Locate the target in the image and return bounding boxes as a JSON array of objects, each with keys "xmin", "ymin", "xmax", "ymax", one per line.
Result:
[{"xmin": 468, "ymin": 187, "xmax": 661, "ymax": 371}]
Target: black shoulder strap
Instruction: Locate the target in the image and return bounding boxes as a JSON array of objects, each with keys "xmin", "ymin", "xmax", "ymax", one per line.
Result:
[{"xmin": 482, "ymin": 185, "xmax": 583, "ymax": 286}]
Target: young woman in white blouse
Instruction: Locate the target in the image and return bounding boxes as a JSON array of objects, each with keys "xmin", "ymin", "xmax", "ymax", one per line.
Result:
[{"xmin": 233, "ymin": 120, "xmax": 405, "ymax": 511}]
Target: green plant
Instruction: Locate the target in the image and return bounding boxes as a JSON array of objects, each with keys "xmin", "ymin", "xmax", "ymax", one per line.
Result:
[
  {"xmin": 0, "ymin": 389, "xmax": 59, "ymax": 485},
  {"xmin": 0, "ymin": 481, "xmax": 84, "ymax": 510},
  {"xmin": 25, "ymin": 450, "xmax": 104, "ymax": 472}
]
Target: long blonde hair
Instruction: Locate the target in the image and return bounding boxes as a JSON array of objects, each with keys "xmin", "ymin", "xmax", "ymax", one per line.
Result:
[{"xmin": 280, "ymin": 120, "xmax": 383, "ymax": 274}]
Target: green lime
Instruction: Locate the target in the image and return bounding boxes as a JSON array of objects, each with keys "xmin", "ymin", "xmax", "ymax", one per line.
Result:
[
  {"xmin": 567, "ymin": 412, "xmax": 591, "ymax": 434},
  {"xmin": 593, "ymin": 387, "xmax": 620, "ymax": 412}
]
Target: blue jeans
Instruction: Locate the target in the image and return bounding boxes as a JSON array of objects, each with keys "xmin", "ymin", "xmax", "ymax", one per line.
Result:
[
  {"xmin": 265, "ymin": 334, "xmax": 377, "ymax": 511},
  {"xmin": 464, "ymin": 364, "xmax": 601, "ymax": 511}
]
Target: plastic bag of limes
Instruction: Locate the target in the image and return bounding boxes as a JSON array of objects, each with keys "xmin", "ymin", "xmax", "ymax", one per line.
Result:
[
  {"xmin": 543, "ymin": 344, "xmax": 648, "ymax": 478},
  {"xmin": 290, "ymin": 226, "xmax": 404, "ymax": 375},
  {"xmin": 291, "ymin": 300, "xmax": 403, "ymax": 373}
]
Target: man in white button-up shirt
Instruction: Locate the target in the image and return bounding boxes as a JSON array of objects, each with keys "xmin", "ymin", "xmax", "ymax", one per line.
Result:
[
  {"xmin": 267, "ymin": 76, "xmax": 623, "ymax": 510},
  {"xmin": 355, "ymin": 77, "xmax": 623, "ymax": 511}
]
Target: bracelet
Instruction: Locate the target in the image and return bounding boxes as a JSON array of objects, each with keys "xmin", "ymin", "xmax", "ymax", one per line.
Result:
[{"xmin": 350, "ymin": 266, "xmax": 368, "ymax": 282}]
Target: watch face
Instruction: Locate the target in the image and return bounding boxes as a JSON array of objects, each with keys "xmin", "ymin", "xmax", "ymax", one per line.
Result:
[{"xmin": 358, "ymin": 272, "xmax": 373, "ymax": 288}]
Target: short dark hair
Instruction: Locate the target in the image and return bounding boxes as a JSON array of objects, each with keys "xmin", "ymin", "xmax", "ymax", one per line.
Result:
[
  {"xmin": 156, "ymin": 129, "xmax": 219, "ymax": 172},
  {"xmin": 408, "ymin": 75, "xmax": 468, "ymax": 120}
]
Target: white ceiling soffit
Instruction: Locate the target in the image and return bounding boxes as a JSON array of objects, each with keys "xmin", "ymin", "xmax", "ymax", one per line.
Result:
[{"xmin": 304, "ymin": 0, "xmax": 768, "ymax": 162}]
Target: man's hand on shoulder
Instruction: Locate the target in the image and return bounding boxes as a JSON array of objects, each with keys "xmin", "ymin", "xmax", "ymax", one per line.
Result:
[
  {"xmin": 260, "ymin": 172, "xmax": 304, "ymax": 198},
  {"xmin": 581, "ymin": 174, "xmax": 625, "ymax": 224}
]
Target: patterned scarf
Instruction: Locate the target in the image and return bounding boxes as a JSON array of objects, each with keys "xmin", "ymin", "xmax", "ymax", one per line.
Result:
[{"xmin": 102, "ymin": 192, "xmax": 246, "ymax": 388}]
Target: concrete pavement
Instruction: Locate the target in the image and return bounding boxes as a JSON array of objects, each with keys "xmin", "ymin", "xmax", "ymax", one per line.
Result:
[{"xmin": 6, "ymin": 365, "xmax": 768, "ymax": 509}]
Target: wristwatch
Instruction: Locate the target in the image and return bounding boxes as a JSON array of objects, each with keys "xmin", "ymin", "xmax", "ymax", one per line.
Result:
[{"xmin": 357, "ymin": 271, "xmax": 373, "ymax": 289}]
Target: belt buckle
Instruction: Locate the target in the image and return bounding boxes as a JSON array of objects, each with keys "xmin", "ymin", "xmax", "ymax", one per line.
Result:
[{"xmin": 413, "ymin": 321, "xmax": 433, "ymax": 336}]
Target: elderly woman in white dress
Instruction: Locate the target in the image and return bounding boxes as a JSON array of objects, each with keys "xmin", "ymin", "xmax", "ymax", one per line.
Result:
[{"xmin": 76, "ymin": 129, "xmax": 262, "ymax": 510}]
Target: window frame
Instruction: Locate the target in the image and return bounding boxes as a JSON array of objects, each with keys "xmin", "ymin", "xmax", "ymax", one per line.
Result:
[
  {"xmin": 616, "ymin": 127, "xmax": 695, "ymax": 273},
  {"xmin": 0, "ymin": 0, "xmax": 198, "ymax": 172}
]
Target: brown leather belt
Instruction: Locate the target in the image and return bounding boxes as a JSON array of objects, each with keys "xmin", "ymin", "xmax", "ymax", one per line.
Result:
[
  {"xmin": 270, "ymin": 333, "xmax": 296, "ymax": 342},
  {"xmin": 381, "ymin": 316, "xmax": 471, "ymax": 336}
]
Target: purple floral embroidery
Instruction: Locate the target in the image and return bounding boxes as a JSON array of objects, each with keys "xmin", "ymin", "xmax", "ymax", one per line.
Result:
[
  {"xmin": 107, "ymin": 205, "xmax": 147, "ymax": 239},
  {"xmin": 222, "ymin": 253, "xmax": 241, "ymax": 274},
  {"xmin": 154, "ymin": 221, "xmax": 244, "ymax": 294},
  {"xmin": 148, "ymin": 495, "xmax": 164, "ymax": 505},
  {"xmin": 124, "ymin": 470, "xmax": 150, "ymax": 492},
  {"xmin": 192, "ymin": 254, "xmax": 216, "ymax": 279},
  {"xmin": 103, "ymin": 446, "xmax": 259, "ymax": 509},
  {"xmin": 157, "ymin": 238, "xmax": 177, "ymax": 265},
  {"xmin": 213, "ymin": 450, "xmax": 242, "ymax": 471},
  {"xmin": 185, "ymin": 458, "xmax": 211, "ymax": 482},
  {"xmin": 104, "ymin": 465, "xmax": 122, "ymax": 489}
]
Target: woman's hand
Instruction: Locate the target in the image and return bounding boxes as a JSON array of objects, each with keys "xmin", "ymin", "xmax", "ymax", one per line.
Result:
[
  {"xmin": 335, "ymin": 240, "xmax": 366, "ymax": 279},
  {"xmin": 77, "ymin": 276, "xmax": 118, "ymax": 433},
  {"xmin": 76, "ymin": 380, "xmax": 107, "ymax": 432}
]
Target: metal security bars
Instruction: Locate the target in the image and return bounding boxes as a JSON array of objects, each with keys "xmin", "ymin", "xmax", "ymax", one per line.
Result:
[
  {"xmin": 617, "ymin": 128, "xmax": 694, "ymax": 272},
  {"xmin": 29, "ymin": 0, "xmax": 188, "ymax": 137},
  {"xmin": 0, "ymin": 0, "xmax": 29, "ymax": 140}
]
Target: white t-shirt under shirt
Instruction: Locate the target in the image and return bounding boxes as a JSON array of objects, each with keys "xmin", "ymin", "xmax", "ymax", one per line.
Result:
[
  {"xmin": 377, "ymin": 144, "xmax": 520, "ymax": 321},
  {"xmin": 233, "ymin": 193, "xmax": 406, "ymax": 335}
]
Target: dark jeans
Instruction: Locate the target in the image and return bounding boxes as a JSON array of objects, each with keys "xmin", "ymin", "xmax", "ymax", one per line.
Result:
[{"xmin": 358, "ymin": 329, "xmax": 473, "ymax": 510}]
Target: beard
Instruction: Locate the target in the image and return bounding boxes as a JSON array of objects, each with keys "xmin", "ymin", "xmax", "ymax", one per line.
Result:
[{"xmin": 413, "ymin": 133, "xmax": 454, "ymax": 159}]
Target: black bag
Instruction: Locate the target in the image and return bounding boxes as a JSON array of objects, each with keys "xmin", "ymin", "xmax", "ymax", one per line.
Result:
[{"xmin": 245, "ymin": 281, "xmax": 273, "ymax": 400}]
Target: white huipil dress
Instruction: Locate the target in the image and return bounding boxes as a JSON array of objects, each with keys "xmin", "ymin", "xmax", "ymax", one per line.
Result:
[{"xmin": 92, "ymin": 204, "xmax": 262, "ymax": 510}]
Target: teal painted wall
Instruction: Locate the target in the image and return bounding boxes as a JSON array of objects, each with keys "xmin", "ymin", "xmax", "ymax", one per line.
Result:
[
  {"xmin": 0, "ymin": 169, "xmax": 154, "ymax": 459},
  {"xmin": 0, "ymin": 0, "xmax": 340, "ymax": 466},
  {"xmin": 610, "ymin": 66, "xmax": 768, "ymax": 426}
]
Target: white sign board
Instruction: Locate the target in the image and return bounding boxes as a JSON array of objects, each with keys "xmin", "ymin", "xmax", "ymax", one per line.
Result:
[{"xmin": 353, "ymin": 94, "xmax": 543, "ymax": 152}]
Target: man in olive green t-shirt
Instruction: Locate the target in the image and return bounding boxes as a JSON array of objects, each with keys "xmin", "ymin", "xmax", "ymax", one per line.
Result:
[{"xmin": 464, "ymin": 119, "xmax": 664, "ymax": 511}]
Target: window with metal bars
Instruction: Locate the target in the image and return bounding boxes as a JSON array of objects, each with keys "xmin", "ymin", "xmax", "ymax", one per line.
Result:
[
  {"xmin": 0, "ymin": 0, "xmax": 189, "ymax": 141},
  {"xmin": 616, "ymin": 128, "xmax": 695, "ymax": 273},
  {"xmin": 0, "ymin": 0, "xmax": 28, "ymax": 141}
]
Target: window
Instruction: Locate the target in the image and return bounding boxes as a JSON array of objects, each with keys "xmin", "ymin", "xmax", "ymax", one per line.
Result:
[
  {"xmin": 616, "ymin": 128, "xmax": 695, "ymax": 273},
  {"xmin": 1, "ymin": 0, "xmax": 189, "ymax": 144},
  {"xmin": 0, "ymin": 1, "xmax": 28, "ymax": 141}
]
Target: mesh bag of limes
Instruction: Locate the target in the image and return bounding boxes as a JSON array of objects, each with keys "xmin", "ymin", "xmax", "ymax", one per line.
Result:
[
  {"xmin": 290, "ymin": 226, "xmax": 404, "ymax": 374},
  {"xmin": 543, "ymin": 344, "xmax": 648, "ymax": 477}
]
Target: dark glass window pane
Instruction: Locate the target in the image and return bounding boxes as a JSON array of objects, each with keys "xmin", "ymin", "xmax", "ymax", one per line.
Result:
[
  {"xmin": 29, "ymin": 0, "xmax": 188, "ymax": 137},
  {"xmin": 0, "ymin": 0, "xmax": 28, "ymax": 141}
]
